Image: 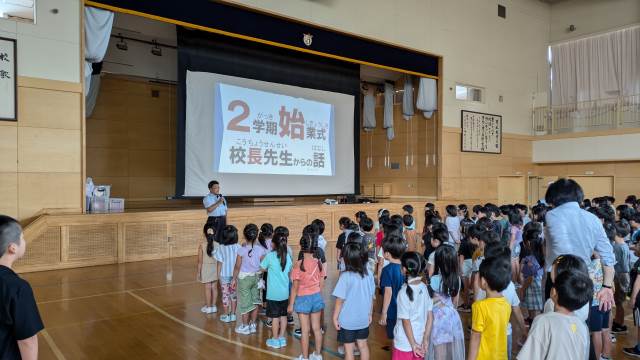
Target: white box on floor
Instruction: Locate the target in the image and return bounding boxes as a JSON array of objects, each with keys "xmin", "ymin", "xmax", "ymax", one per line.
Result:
[{"xmin": 109, "ymin": 198, "xmax": 125, "ymax": 212}]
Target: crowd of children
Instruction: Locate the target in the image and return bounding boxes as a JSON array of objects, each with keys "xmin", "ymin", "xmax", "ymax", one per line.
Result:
[{"xmin": 194, "ymin": 193, "xmax": 640, "ymax": 360}]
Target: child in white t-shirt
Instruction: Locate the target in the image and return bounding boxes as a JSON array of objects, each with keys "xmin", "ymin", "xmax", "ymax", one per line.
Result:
[{"xmin": 393, "ymin": 252, "xmax": 433, "ymax": 359}]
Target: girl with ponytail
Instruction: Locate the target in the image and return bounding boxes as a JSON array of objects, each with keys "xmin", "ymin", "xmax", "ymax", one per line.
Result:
[
  {"xmin": 393, "ymin": 251, "xmax": 433, "ymax": 360},
  {"xmin": 289, "ymin": 234, "xmax": 326, "ymax": 360},
  {"xmin": 260, "ymin": 231, "xmax": 293, "ymax": 349},
  {"xmin": 197, "ymin": 224, "xmax": 219, "ymax": 314},
  {"xmin": 232, "ymin": 223, "xmax": 268, "ymax": 335}
]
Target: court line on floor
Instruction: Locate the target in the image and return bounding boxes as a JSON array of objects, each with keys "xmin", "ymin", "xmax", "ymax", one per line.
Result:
[
  {"xmin": 37, "ymin": 280, "xmax": 198, "ymax": 305},
  {"xmin": 127, "ymin": 290, "xmax": 292, "ymax": 359},
  {"xmin": 41, "ymin": 329, "xmax": 67, "ymax": 360}
]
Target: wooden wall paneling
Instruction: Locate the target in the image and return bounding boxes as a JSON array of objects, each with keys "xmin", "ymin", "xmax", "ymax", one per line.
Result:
[
  {"xmin": 568, "ymin": 176, "xmax": 614, "ymax": 199},
  {"xmin": 60, "ymin": 226, "xmax": 69, "ymax": 262},
  {"xmin": 86, "ymin": 118, "xmax": 128, "ymax": 149},
  {"xmin": 283, "ymin": 214, "xmax": 308, "ymax": 243},
  {"xmin": 0, "ymin": 173, "xmax": 18, "ymax": 219},
  {"xmin": 18, "ymin": 173, "xmax": 82, "ymax": 221},
  {"xmin": 85, "ymin": 148, "xmax": 129, "ymax": 177},
  {"xmin": 17, "ymin": 127, "xmax": 82, "ymax": 173},
  {"xmin": 17, "ymin": 87, "xmax": 81, "ymax": 130},
  {"xmin": 0, "ymin": 126, "xmax": 17, "ymax": 172},
  {"xmin": 497, "ymin": 176, "xmax": 526, "ymax": 205}
]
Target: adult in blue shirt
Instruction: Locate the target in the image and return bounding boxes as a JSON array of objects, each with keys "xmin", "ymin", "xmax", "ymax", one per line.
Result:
[
  {"xmin": 543, "ymin": 178, "xmax": 615, "ymax": 311},
  {"xmin": 203, "ymin": 180, "xmax": 227, "ymax": 243}
]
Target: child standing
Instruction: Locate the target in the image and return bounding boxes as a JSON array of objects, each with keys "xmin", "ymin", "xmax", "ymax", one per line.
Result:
[
  {"xmin": 457, "ymin": 226, "xmax": 477, "ymax": 313},
  {"xmin": 623, "ymin": 244, "xmax": 640, "ymax": 357},
  {"xmin": 508, "ymin": 211, "xmax": 523, "ymax": 284},
  {"xmin": 233, "ymin": 224, "xmax": 268, "ymax": 335},
  {"xmin": 520, "ymin": 226, "xmax": 544, "ymax": 321},
  {"xmin": 393, "ymin": 252, "xmax": 433, "ymax": 360},
  {"xmin": 427, "ymin": 227, "xmax": 448, "ymax": 277},
  {"xmin": 215, "ymin": 225, "xmax": 241, "ymax": 323},
  {"xmin": 379, "ymin": 236, "xmax": 407, "ymax": 342},
  {"xmin": 587, "ymin": 251, "xmax": 612, "ymax": 360},
  {"xmin": 197, "ymin": 225, "xmax": 219, "ymax": 314},
  {"xmin": 517, "ymin": 270, "xmax": 592, "ymax": 360},
  {"xmin": 311, "ymin": 219, "xmax": 327, "ymax": 252},
  {"xmin": 427, "ymin": 245, "xmax": 465, "ymax": 360},
  {"xmin": 332, "ymin": 242, "xmax": 376, "ymax": 360},
  {"xmin": 445, "ymin": 205, "xmax": 461, "ymax": 247},
  {"xmin": 469, "ymin": 254, "xmax": 512, "ymax": 360},
  {"xmin": 403, "ymin": 215, "xmax": 419, "ymax": 252},
  {"xmin": 611, "ymin": 221, "xmax": 631, "ymax": 334},
  {"xmin": 359, "ymin": 217, "xmax": 378, "ymax": 276},
  {"xmin": 289, "ymin": 235, "xmax": 326, "ymax": 360},
  {"xmin": 261, "ymin": 232, "xmax": 292, "ymax": 349}
]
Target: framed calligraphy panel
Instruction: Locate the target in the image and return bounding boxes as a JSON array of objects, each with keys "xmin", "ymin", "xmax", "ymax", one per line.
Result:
[
  {"xmin": 0, "ymin": 37, "xmax": 16, "ymax": 121},
  {"xmin": 460, "ymin": 110, "xmax": 502, "ymax": 154}
]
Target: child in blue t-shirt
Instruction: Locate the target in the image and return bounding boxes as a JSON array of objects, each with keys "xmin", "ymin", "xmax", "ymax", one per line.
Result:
[
  {"xmin": 260, "ymin": 232, "xmax": 292, "ymax": 349},
  {"xmin": 378, "ymin": 235, "xmax": 406, "ymax": 340},
  {"xmin": 333, "ymin": 242, "xmax": 375, "ymax": 360}
]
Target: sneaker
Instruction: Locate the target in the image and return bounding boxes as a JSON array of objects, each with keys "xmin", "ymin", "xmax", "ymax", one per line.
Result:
[
  {"xmin": 611, "ymin": 323, "xmax": 628, "ymax": 334},
  {"xmin": 266, "ymin": 338, "xmax": 281, "ymax": 349},
  {"xmin": 230, "ymin": 314, "xmax": 237, "ymax": 322},
  {"xmin": 200, "ymin": 306, "xmax": 209, "ymax": 313},
  {"xmin": 265, "ymin": 319, "xmax": 273, "ymax": 328},
  {"xmin": 310, "ymin": 352, "xmax": 323, "ymax": 360},
  {"xmin": 610, "ymin": 333, "xmax": 617, "ymax": 343},
  {"xmin": 623, "ymin": 346, "xmax": 640, "ymax": 358},
  {"xmin": 220, "ymin": 314, "xmax": 232, "ymax": 323},
  {"xmin": 207, "ymin": 306, "xmax": 217, "ymax": 314},
  {"xmin": 249, "ymin": 322, "xmax": 257, "ymax": 333},
  {"xmin": 279, "ymin": 337, "xmax": 287, "ymax": 347},
  {"xmin": 235, "ymin": 324, "xmax": 251, "ymax": 335},
  {"xmin": 293, "ymin": 328, "xmax": 302, "ymax": 339},
  {"xmin": 337, "ymin": 346, "xmax": 344, "ymax": 355},
  {"xmin": 288, "ymin": 315, "xmax": 295, "ymax": 325},
  {"xmin": 292, "ymin": 356, "xmax": 307, "ymax": 360}
]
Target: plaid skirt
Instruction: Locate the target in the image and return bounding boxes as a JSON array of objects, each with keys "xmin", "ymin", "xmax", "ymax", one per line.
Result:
[{"xmin": 523, "ymin": 277, "xmax": 544, "ymax": 311}]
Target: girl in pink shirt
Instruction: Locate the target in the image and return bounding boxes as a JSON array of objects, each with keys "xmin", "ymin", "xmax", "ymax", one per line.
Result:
[{"xmin": 289, "ymin": 235, "xmax": 326, "ymax": 360}]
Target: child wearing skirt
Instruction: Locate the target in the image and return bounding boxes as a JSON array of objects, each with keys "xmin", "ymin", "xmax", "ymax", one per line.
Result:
[{"xmin": 198, "ymin": 224, "xmax": 219, "ymax": 314}]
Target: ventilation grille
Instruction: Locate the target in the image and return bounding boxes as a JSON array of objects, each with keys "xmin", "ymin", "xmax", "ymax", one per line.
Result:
[
  {"xmin": 17, "ymin": 227, "xmax": 61, "ymax": 267},
  {"xmin": 68, "ymin": 224, "xmax": 117, "ymax": 261},
  {"xmin": 125, "ymin": 223, "xmax": 168, "ymax": 261},
  {"xmin": 169, "ymin": 221, "xmax": 202, "ymax": 257}
]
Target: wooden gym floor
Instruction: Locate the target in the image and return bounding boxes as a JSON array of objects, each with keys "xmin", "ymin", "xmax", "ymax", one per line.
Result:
[{"xmin": 24, "ymin": 256, "xmax": 636, "ymax": 359}]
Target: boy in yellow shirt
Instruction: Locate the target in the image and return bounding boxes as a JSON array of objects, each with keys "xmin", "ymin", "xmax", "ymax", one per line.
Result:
[{"xmin": 469, "ymin": 249, "xmax": 512, "ymax": 360}]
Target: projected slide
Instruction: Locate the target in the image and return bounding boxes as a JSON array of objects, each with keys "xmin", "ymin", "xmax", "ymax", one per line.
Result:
[{"xmin": 215, "ymin": 83, "xmax": 334, "ymax": 176}]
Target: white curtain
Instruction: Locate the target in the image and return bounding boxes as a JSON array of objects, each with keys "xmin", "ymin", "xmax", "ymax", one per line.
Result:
[
  {"xmin": 551, "ymin": 26, "xmax": 640, "ymax": 105},
  {"xmin": 84, "ymin": 6, "xmax": 113, "ymax": 115}
]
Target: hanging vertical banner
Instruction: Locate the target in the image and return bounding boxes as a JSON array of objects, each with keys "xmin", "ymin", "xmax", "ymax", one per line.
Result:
[{"xmin": 0, "ymin": 37, "xmax": 16, "ymax": 121}]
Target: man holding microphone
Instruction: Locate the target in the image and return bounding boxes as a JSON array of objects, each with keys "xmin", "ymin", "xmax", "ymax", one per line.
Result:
[{"xmin": 203, "ymin": 180, "xmax": 227, "ymax": 242}]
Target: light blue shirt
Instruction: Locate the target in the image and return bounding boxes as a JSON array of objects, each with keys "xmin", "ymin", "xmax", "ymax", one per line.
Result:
[
  {"xmin": 544, "ymin": 202, "xmax": 615, "ymax": 272},
  {"xmin": 332, "ymin": 271, "xmax": 375, "ymax": 330},
  {"xmin": 260, "ymin": 251, "xmax": 292, "ymax": 301},
  {"xmin": 203, "ymin": 193, "xmax": 227, "ymax": 217}
]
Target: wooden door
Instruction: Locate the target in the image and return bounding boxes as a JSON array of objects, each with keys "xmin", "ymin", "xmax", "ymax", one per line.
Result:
[
  {"xmin": 498, "ymin": 176, "xmax": 526, "ymax": 205},
  {"xmin": 568, "ymin": 176, "xmax": 614, "ymax": 200}
]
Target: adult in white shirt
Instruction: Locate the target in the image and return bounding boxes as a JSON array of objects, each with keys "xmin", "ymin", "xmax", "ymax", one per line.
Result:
[
  {"xmin": 543, "ymin": 179, "xmax": 615, "ymax": 311},
  {"xmin": 203, "ymin": 180, "xmax": 227, "ymax": 243}
]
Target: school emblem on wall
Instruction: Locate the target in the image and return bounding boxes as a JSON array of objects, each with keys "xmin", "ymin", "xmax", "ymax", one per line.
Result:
[{"xmin": 303, "ymin": 33, "xmax": 313, "ymax": 47}]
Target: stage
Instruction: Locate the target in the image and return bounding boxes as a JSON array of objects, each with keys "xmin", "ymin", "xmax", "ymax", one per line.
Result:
[{"xmin": 17, "ymin": 199, "xmax": 452, "ymax": 273}]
